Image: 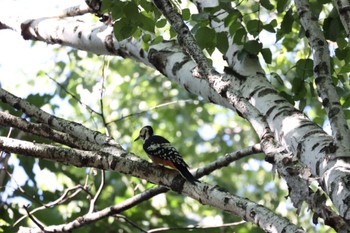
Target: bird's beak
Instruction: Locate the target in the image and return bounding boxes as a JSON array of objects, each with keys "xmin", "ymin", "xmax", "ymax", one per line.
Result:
[{"xmin": 134, "ymin": 135, "xmax": 141, "ymax": 142}]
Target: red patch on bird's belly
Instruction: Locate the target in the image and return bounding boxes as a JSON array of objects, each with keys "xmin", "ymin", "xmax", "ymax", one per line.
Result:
[{"xmin": 149, "ymin": 156, "xmax": 177, "ymax": 169}]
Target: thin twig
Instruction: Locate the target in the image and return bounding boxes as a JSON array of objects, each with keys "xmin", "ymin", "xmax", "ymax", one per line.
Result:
[
  {"xmin": 88, "ymin": 169, "xmax": 105, "ymax": 213},
  {"xmin": 99, "ymin": 56, "xmax": 109, "ymax": 133},
  {"xmin": 108, "ymin": 99, "xmax": 196, "ymax": 124},
  {"xmin": 147, "ymin": 220, "xmax": 246, "ymax": 232},
  {"xmin": 14, "ymin": 184, "xmax": 92, "ymax": 226},
  {"xmin": 46, "ymin": 73, "xmax": 102, "ymax": 117},
  {"xmin": 115, "ymin": 214, "xmax": 148, "ymax": 233},
  {"xmin": 0, "ymin": 127, "xmax": 13, "ymax": 188},
  {"xmin": 23, "ymin": 205, "xmax": 46, "ymax": 231}
]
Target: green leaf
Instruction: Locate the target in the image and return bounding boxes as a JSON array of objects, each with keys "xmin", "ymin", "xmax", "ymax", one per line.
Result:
[
  {"xmin": 282, "ymin": 36, "xmax": 298, "ymax": 51},
  {"xmin": 260, "ymin": 0, "xmax": 274, "ymax": 10},
  {"xmin": 277, "ymin": 0, "xmax": 291, "ymax": 13},
  {"xmin": 246, "ymin": 20, "xmax": 263, "ymax": 37},
  {"xmin": 323, "ymin": 16, "xmax": 341, "ymax": 42},
  {"xmin": 263, "ymin": 19, "xmax": 277, "ymax": 33},
  {"xmin": 27, "ymin": 93, "xmax": 53, "ymax": 107},
  {"xmin": 281, "ymin": 9, "xmax": 294, "ymax": 34},
  {"xmin": 335, "ymin": 47, "xmax": 350, "ymax": 61},
  {"xmin": 216, "ymin": 32, "xmax": 229, "ymax": 54},
  {"xmin": 339, "ymin": 64, "xmax": 350, "ymax": 74},
  {"xmin": 110, "ymin": 1, "xmax": 126, "ymax": 20},
  {"xmin": 182, "ymin": 8, "xmax": 191, "ymax": 21},
  {"xmin": 243, "ymin": 40, "xmax": 262, "ymax": 55},
  {"xmin": 142, "ymin": 34, "xmax": 152, "ymax": 43},
  {"xmin": 138, "ymin": 0, "xmax": 154, "ymax": 12},
  {"xmin": 155, "ymin": 18, "xmax": 167, "ymax": 28},
  {"xmin": 229, "ymin": 21, "xmax": 243, "ymax": 36},
  {"xmin": 296, "ymin": 59, "xmax": 314, "ymax": 78},
  {"xmin": 224, "ymin": 10, "xmax": 241, "ymax": 27},
  {"xmin": 233, "ymin": 28, "xmax": 247, "ymax": 44},
  {"xmin": 191, "ymin": 12, "xmax": 210, "ymax": 22},
  {"xmin": 151, "ymin": 35, "xmax": 163, "ymax": 45},
  {"xmin": 113, "ymin": 19, "xmax": 136, "ymax": 41},
  {"xmin": 261, "ymin": 48, "xmax": 272, "ymax": 64},
  {"xmin": 195, "ymin": 26, "xmax": 216, "ymax": 54},
  {"xmin": 291, "ymin": 77, "xmax": 306, "ymax": 100},
  {"xmin": 123, "ymin": 1, "xmax": 139, "ymax": 16},
  {"xmin": 136, "ymin": 13, "xmax": 155, "ymax": 33}
]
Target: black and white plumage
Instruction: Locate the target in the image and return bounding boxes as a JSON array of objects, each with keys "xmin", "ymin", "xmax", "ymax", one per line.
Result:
[{"xmin": 134, "ymin": 125, "xmax": 199, "ymax": 184}]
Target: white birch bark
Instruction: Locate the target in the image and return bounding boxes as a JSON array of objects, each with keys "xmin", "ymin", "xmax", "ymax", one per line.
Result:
[
  {"xmin": 0, "ymin": 0, "xmax": 349, "ymax": 225},
  {"xmin": 333, "ymin": 0, "xmax": 350, "ymax": 40},
  {"xmin": 0, "ymin": 136, "xmax": 304, "ymax": 233}
]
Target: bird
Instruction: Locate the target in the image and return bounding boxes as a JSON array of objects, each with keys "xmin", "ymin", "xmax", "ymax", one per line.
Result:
[{"xmin": 134, "ymin": 125, "xmax": 199, "ymax": 185}]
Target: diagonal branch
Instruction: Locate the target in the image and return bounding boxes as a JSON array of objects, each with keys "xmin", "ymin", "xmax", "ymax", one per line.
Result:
[
  {"xmin": 152, "ymin": 0, "xmax": 212, "ymax": 77},
  {"xmin": 192, "ymin": 0, "xmax": 350, "ymax": 222},
  {"xmin": 0, "ymin": 87, "xmax": 119, "ymax": 147},
  {"xmin": 150, "ymin": 0, "xmax": 272, "ymax": 141},
  {"xmin": 294, "ymin": 0, "xmax": 350, "ymax": 156},
  {"xmin": 332, "ymin": 0, "xmax": 350, "ymax": 40},
  {"xmin": 6, "ymin": 137, "xmax": 303, "ymax": 233}
]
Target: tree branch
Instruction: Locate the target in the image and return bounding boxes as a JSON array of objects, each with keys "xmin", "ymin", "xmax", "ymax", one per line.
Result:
[
  {"xmin": 0, "ymin": 87, "xmax": 119, "ymax": 147},
  {"xmin": 1, "ymin": 0, "xmax": 350, "ymax": 226},
  {"xmin": 153, "ymin": 0, "xmax": 211, "ymax": 77},
  {"xmin": 150, "ymin": 0, "xmax": 272, "ymax": 141},
  {"xmin": 294, "ymin": 0, "xmax": 350, "ymax": 156},
  {"xmin": 5, "ymin": 137, "xmax": 302, "ymax": 233},
  {"xmin": 192, "ymin": 0, "xmax": 350, "ymax": 222},
  {"xmin": 332, "ymin": 0, "xmax": 350, "ymax": 40},
  {"xmin": 14, "ymin": 184, "xmax": 92, "ymax": 226}
]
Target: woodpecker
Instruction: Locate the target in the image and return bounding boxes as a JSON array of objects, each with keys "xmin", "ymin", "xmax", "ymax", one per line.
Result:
[{"xmin": 134, "ymin": 125, "xmax": 199, "ymax": 184}]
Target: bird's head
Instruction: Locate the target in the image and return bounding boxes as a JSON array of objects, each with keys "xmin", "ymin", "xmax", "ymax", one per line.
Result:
[{"xmin": 134, "ymin": 125, "xmax": 154, "ymax": 142}]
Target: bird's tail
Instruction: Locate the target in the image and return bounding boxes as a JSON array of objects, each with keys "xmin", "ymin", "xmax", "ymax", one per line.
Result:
[{"xmin": 174, "ymin": 164, "xmax": 200, "ymax": 185}]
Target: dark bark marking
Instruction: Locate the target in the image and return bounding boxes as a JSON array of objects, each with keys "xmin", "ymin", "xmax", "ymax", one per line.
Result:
[
  {"xmin": 257, "ymin": 88, "xmax": 277, "ymax": 98},
  {"xmin": 305, "ymin": 29, "xmax": 310, "ymax": 38},
  {"xmin": 223, "ymin": 67, "xmax": 247, "ymax": 82},
  {"xmin": 139, "ymin": 49, "xmax": 145, "ymax": 58},
  {"xmin": 1, "ymin": 95, "xmax": 7, "ymax": 104},
  {"xmin": 207, "ymin": 95, "xmax": 216, "ymax": 104},
  {"xmin": 266, "ymin": 105, "xmax": 277, "ymax": 117},
  {"xmin": 249, "ymin": 86, "xmax": 265, "ymax": 99},
  {"xmin": 183, "ymin": 83, "xmax": 191, "ymax": 93},
  {"xmin": 172, "ymin": 57, "xmax": 191, "ymax": 76},
  {"xmin": 13, "ymin": 101, "xmax": 21, "ymax": 111},
  {"xmin": 21, "ymin": 20, "xmax": 35, "ymax": 40},
  {"xmin": 319, "ymin": 142, "xmax": 337, "ymax": 154},
  {"xmin": 274, "ymin": 99, "xmax": 289, "ymax": 104},
  {"xmin": 298, "ymin": 121, "xmax": 317, "ymax": 129},
  {"xmin": 170, "ymin": 175, "xmax": 185, "ymax": 194},
  {"xmin": 105, "ymin": 34, "xmax": 117, "ymax": 54},
  {"xmin": 311, "ymin": 142, "xmax": 320, "ymax": 151},
  {"xmin": 322, "ymin": 98, "xmax": 329, "ymax": 108},
  {"xmin": 49, "ymin": 36, "xmax": 63, "ymax": 44},
  {"xmin": 317, "ymin": 39, "xmax": 324, "ymax": 46},
  {"xmin": 329, "ymin": 107, "xmax": 340, "ymax": 118},
  {"xmin": 314, "ymin": 62, "xmax": 329, "ymax": 75},
  {"xmin": 148, "ymin": 48, "xmax": 169, "ymax": 74},
  {"xmin": 80, "ymin": 156, "xmax": 90, "ymax": 167},
  {"xmin": 47, "ymin": 116, "xmax": 54, "ymax": 126},
  {"xmin": 110, "ymin": 157, "xmax": 118, "ymax": 170},
  {"xmin": 224, "ymin": 197, "xmax": 230, "ymax": 206}
]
